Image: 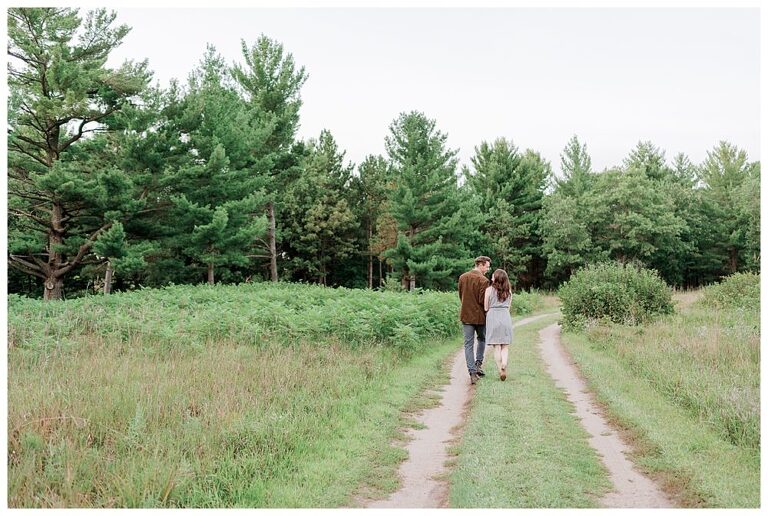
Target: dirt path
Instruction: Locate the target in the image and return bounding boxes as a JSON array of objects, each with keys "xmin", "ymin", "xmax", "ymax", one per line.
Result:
[
  {"xmin": 538, "ymin": 323, "xmax": 674, "ymax": 508},
  {"xmin": 367, "ymin": 313, "xmax": 555, "ymax": 508}
]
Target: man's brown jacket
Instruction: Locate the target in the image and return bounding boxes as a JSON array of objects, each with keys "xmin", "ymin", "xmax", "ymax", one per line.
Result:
[{"xmin": 458, "ymin": 269, "xmax": 490, "ymax": 325}]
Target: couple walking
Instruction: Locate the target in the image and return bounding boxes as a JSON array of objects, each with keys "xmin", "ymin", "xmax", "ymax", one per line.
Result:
[{"xmin": 458, "ymin": 256, "xmax": 513, "ymax": 385}]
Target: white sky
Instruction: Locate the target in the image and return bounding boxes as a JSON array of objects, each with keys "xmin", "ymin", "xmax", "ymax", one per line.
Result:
[{"xmin": 105, "ymin": 5, "xmax": 761, "ymax": 177}]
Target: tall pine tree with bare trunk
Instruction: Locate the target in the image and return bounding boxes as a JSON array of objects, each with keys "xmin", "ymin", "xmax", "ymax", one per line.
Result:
[
  {"xmin": 231, "ymin": 35, "xmax": 307, "ymax": 282},
  {"xmin": 7, "ymin": 8, "xmax": 150, "ymax": 299}
]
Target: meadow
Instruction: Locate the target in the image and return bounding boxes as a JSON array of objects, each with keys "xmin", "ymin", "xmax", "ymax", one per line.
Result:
[
  {"xmin": 7, "ymin": 278, "xmax": 758, "ymax": 508},
  {"xmin": 558, "ymin": 279, "xmax": 760, "ymax": 507},
  {"xmin": 8, "ymin": 283, "xmax": 465, "ymax": 507}
]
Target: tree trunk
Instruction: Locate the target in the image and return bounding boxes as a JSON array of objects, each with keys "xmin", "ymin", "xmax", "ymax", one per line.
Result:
[
  {"xmin": 367, "ymin": 223, "xmax": 373, "ymax": 289},
  {"xmin": 267, "ymin": 202, "xmax": 278, "ymax": 282},
  {"xmin": 318, "ymin": 264, "xmax": 324, "ymax": 285},
  {"xmin": 43, "ymin": 276, "xmax": 63, "ymax": 301},
  {"xmin": 207, "ymin": 262, "xmax": 215, "ymax": 285},
  {"xmin": 104, "ymin": 261, "xmax": 113, "ymax": 295},
  {"xmin": 44, "ymin": 203, "xmax": 66, "ymax": 301},
  {"xmin": 406, "ymin": 227, "xmax": 416, "ymax": 291},
  {"xmin": 378, "ymin": 257, "xmax": 383, "ymax": 288},
  {"xmin": 729, "ymin": 248, "xmax": 738, "ymax": 274}
]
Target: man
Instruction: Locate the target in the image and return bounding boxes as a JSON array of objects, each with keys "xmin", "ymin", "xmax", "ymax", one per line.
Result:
[{"xmin": 458, "ymin": 256, "xmax": 491, "ymax": 385}]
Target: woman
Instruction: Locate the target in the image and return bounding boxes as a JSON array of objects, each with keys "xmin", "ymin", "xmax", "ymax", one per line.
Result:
[{"xmin": 484, "ymin": 269, "xmax": 513, "ymax": 381}]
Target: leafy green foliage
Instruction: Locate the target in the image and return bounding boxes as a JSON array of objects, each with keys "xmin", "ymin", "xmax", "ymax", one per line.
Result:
[
  {"xmin": 559, "ymin": 262, "xmax": 673, "ymax": 330},
  {"xmin": 231, "ymin": 34, "xmax": 308, "ymax": 281},
  {"xmin": 353, "ymin": 154, "xmax": 392, "ymax": 288},
  {"xmin": 510, "ymin": 290, "xmax": 545, "ymax": 316},
  {"xmin": 542, "ymin": 168, "xmax": 687, "ymax": 287},
  {"xmin": 556, "ymin": 134, "xmax": 593, "ymax": 197},
  {"xmin": 158, "ymin": 48, "xmax": 269, "ymax": 284},
  {"xmin": 5, "ymin": 8, "xmax": 761, "ymax": 298},
  {"xmin": 700, "ymin": 272, "xmax": 760, "ymax": 311},
  {"xmin": 623, "ymin": 140, "xmax": 671, "ymax": 181},
  {"xmin": 698, "ymin": 142, "xmax": 760, "ymax": 275},
  {"xmin": 8, "ymin": 282, "xmax": 460, "ymax": 356},
  {"xmin": 282, "ymin": 130, "xmax": 358, "ymax": 284},
  {"xmin": 542, "ymin": 139, "xmax": 760, "ymax": 290}
]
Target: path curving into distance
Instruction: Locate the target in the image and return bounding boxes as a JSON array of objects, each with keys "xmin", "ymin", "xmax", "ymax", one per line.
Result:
[
  {"xmin": 538, "ymin": 323, "xmax": 674, "ymax": 508},
  {"xmin": 366, "ymin": 313, "xmax": 555, "ymax": 508}
]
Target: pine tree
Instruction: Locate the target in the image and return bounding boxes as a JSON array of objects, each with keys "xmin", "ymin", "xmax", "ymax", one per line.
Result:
[
  {"xmin": 231, "ymin": 35, "xmax": 307, "ymax": 282},
  {"xmin": 622, "ymin": 140, "xmax": 671, "ymax": 181},
  {"xmin": 91, "ymin": 222, "xmax": 128, "ymax": 294},
  {"xmin": 161, "ymin": 48, "xmax": 268, "ymax": 284},
  {"xmin": 698, "ymin": 141, "xmax": 759, "ymax": 274},
  {"xmin": 586, "ymin": 169, "xmax": 685, "ymax": 266},
  {"xmin": 540, "ymin": 192, "xmax": 598, "ymax": 284},
  {"xmin": 465, "ymin": 139, "xmax": 549, "ymax": 288},
  {"xmin": 355, "ymin": 155, "xmax": 392, "ymax": 288},
  {"xmin": 670, "ymin": 152, "xmax": 697, "ymax": 187},
  {"xmin": 7, "ymin": 8, "xmax": 150, "ymax": 299},
  {"xmin": 382, "ymin": 111, "xmax": 477, "ymax": 290},
  {"xmin": 557, "ymin": 135, "xmax": 593, "ymax": 196},
  {"xmin": 282, "ymin": 130, "xmax": 357, "ymax": 285}
]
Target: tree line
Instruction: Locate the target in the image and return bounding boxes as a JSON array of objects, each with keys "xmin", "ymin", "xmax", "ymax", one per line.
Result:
[{"xmin": 7, "ymin": 8, "xmax": 761, "ymax": 300}]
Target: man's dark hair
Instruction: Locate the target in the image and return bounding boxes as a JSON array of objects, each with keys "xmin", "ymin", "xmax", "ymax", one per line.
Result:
[{"xmin": 474, "ymin": 256, "xmax": 491, "ymax": 266}]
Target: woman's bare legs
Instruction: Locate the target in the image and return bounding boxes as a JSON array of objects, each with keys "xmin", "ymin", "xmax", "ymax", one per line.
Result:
[
  {"xmin": 491, "ymin": 344, "xmax": 502, "ymax": 377},
  {"xmin": 500, "ymin": 344, "xmax": 509, "ymax": 380}
]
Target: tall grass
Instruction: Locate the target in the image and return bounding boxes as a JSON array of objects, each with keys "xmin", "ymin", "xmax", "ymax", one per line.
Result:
[
  {"xmin": 7, "ymin": 282, "xmax": 462, "ymax": 507},
  {"xmin": 558, "ymin": 276, "xmax": 760, "ymax": 506},
  {"xmin": 572, "ymin": 277, "xmax": 760, "ymax": 450}
]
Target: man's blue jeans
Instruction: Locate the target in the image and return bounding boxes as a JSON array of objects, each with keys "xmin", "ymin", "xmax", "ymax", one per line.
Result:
[{"xmin": 462, "ymin": 323, "xmax": 486, "ymax": 374}]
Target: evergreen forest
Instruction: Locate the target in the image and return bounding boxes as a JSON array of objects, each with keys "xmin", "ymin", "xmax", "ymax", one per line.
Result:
[{"xmin": 7, "ymin": 8, "xmax": 761, "ymax": 300}]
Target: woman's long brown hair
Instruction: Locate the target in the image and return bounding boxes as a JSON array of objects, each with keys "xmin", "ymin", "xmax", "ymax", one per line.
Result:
[{"xmin": 491, "ymin": 269, "xmax": 511, "ymax": 302}]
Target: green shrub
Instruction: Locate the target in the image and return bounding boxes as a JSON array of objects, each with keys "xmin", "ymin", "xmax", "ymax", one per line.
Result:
[
  {"xmin": 700, "ymin": 272, "xmax": 760, "ymax": 310},
  {"xmin": 379, "ymin": 276, "xmax": 404, "ymax": 292},
  {"xmin": 511, "ymin": 290, "xmax": 544, "ymax": 316},
  {"xmin": 559, "ymin": 262, "xmax": 673, "ymax": 330}
]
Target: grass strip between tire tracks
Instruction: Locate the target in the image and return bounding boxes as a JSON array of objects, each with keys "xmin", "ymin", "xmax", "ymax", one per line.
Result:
[{"xmin": 448, "ymin": 314, "xmax": 613, "ymax": 508}]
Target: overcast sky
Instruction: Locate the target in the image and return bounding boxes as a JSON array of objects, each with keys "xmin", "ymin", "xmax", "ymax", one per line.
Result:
[{"xmin": 106, "ymin": 7, "xmax": 760, "ymax": 177}]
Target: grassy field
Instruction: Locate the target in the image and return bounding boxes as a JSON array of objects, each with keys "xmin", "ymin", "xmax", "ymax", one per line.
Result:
[
  {"xmin": 8, "ymin": 282, "xmax": 551, "ymax": 508},
  {"xmin": 448, "ymin": 313, "xmax": 614, "ymax": 508},
  {"xmin": 12, "ymin": 280, "xmax": 753, "ymax": 507},
  {"xmin": 558, "ymin": 289, "xmax": 760, "ymax": 507},
  {"xmin": 8, "ymin": 283, "xmax": 465, "ymax": 507}
]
